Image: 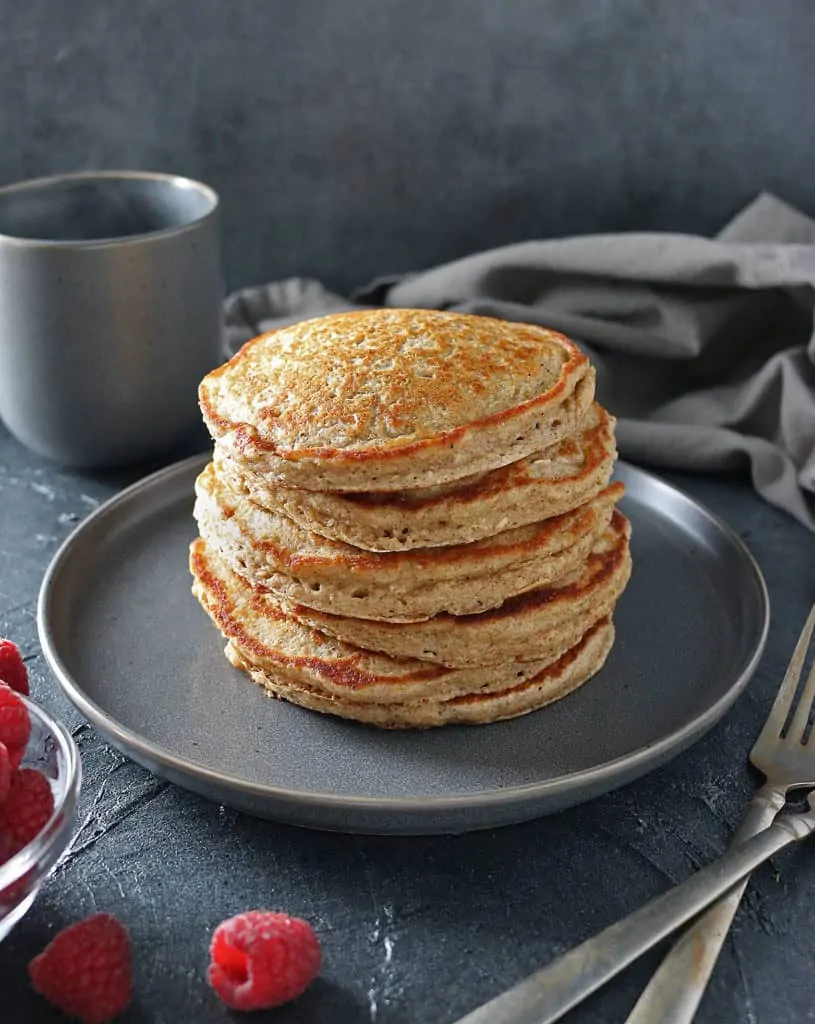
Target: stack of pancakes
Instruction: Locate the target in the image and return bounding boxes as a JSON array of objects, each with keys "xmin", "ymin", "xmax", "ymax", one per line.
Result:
[{"xmin": 190, "ymin": 308, "xmax": 632, "ymax": 729}]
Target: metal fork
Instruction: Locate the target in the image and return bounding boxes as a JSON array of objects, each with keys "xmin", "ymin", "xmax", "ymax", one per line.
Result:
[
  {"xmin": 451, "ymin": 602, "xmax": 815, "ymax": 1024},
  {"xmin": 625, "ymin": 600, "xmax": 815, "ymax": 1023}
]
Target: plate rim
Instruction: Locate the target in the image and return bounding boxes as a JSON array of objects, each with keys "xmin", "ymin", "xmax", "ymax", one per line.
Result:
[{"xmin": 37, "ymin": 453, "xmax": 771, "ymax": 819}]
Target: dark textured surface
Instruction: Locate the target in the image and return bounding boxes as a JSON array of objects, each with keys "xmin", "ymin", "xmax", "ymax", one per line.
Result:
[
  {"xmin": 1, "ymin": 424, "xmax": 814, "ymax": 1022},
  {"xmin": 0, "ymin": 0, "xmax": 813, "ymax": 292}
]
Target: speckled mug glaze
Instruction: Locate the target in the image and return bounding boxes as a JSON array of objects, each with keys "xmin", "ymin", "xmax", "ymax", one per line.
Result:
[{"xmin": 0, "ymin": 171, "xmax": 222, "ymax": 469}]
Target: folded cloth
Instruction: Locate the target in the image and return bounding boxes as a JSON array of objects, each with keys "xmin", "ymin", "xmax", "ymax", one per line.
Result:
[{"xmin": 223, "ymin": 192, "xmax": 815, "ymax": 530}]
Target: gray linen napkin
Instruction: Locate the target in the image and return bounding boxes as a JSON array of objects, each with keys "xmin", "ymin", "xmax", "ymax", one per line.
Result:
[{"xmin": 223, "ymin": 192, "xmax": 815, "ymax": 530}]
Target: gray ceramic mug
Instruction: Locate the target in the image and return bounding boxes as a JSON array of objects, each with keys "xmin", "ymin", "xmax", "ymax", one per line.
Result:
[{"xmin": 0, "ymin": 170, "xmax": 223, "ymax": 469}]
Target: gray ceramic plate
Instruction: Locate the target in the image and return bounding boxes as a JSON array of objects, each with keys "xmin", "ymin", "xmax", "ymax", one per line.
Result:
[{"xmin": 38, "ymin": 456, "xmax": 769, "ymax": 835}]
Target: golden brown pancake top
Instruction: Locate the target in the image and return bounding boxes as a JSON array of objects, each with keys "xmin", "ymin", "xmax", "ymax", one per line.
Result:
[{"xmin": 199, "ymin": 308, "xmax": 588, "ymax": 461}]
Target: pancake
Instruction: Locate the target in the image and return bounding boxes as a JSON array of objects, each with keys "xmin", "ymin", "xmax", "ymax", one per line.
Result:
[
  {"xmin": 226, "ymin": 619, "xmax": 614, "ymax": 729},
  {"xmin": 215, "ymin": 402, "xmax": 618, "ymax": 552},
  {"xmin": 285, "ymin": 511, "xmax": 631, "ymax": 667},
  {"xmin": 192, "ymin": 310, "xmax": 631, "ymax": 728},
  {"xmin": 199, "ymin": 308, "xmax": 594, "ymax": 492},
  {"xmin": 194, "ymin": 460, "xmax": 623, "ymax": 621},
  {"xmin": 189, "ymin": 537, "xmax": 604, "ymax": 705}
]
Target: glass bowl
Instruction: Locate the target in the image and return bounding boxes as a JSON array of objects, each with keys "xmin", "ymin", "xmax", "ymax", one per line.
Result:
[{"xmin": 0, "ymin": 695, "xmax": 81, "ymax": 942}]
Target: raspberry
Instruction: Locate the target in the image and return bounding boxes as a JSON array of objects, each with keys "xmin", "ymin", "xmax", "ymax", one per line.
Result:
[
  {"xmin": 0, "ymin": 683, "xmax": 30, "ymax": 769},
  {"xmin": 208, "ymin": 910, "xmax": 322, "ymax": 1011},
  {"xmin": 0, "ymin": 741, "xmax": 10, "ymax": 805},
  {"xmin": 0, "ymin": 639, "xmax": 29, "ymax": 696},
  {"xmin": 0, "ymin": 768, "xmax": 54, "ymax": 854},
  {"xmin": 0, "ymin": 827, "xmax": 14, "ymax": 866},
  {"xmin": 29, "ymin": 913, "xmax": 133, "ymax": 1024}
]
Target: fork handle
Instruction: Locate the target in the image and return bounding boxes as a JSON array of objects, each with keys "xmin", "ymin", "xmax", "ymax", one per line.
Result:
[
  {"xmin": 623, "ymin": 783, "xmax": 786, "ymax": 1024},
  {"xmin": 451, "ymin": 811, "xmax": 813, "ymax": 1024}
]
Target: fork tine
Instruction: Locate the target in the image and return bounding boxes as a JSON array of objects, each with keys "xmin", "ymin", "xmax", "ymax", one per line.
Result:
[
  {"xmin": 759, "ymin": 602, "xmax": 815, "ymax": 741},
  {"xmin": 789, "ymin": 657, "xmax": 815, "ymax": 742},
  {"xmin": 789, "ymin": 659, "xmax": 815, "ymax": 746}
]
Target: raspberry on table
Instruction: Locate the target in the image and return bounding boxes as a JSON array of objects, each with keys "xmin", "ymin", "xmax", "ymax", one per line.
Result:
[
  {"xmin": 0, "ymin": 683, "xmax": 30, "ymax": 769},
  {"xmin": 0, "ymin": 639, "xmax": 29, "ymax": 696},
  {"xmin": 0, "ymin": 768, "xmax": 54, "ymax": 854},
  {"xmin": 29, "ymin": 913, "xmax": 133, "ymax": 1024},
  {"xmin": 208, "ymin": 910, "xmax": 322, "ymax": 1011}
]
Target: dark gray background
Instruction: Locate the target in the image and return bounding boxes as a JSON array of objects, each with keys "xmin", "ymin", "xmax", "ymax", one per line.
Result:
[
  {"xmin": 2, "ymin": 2, "xmax": 815, "ymax": 1021},
  {"xmin": 1, "ymin": 0, "xmax": 813, "ymax": 293}
]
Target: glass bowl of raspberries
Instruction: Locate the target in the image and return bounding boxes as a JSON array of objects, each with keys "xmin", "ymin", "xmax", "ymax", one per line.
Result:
[{"xmin": 0, "ymin": 679, "xmax": 81, "ymax": 943}]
